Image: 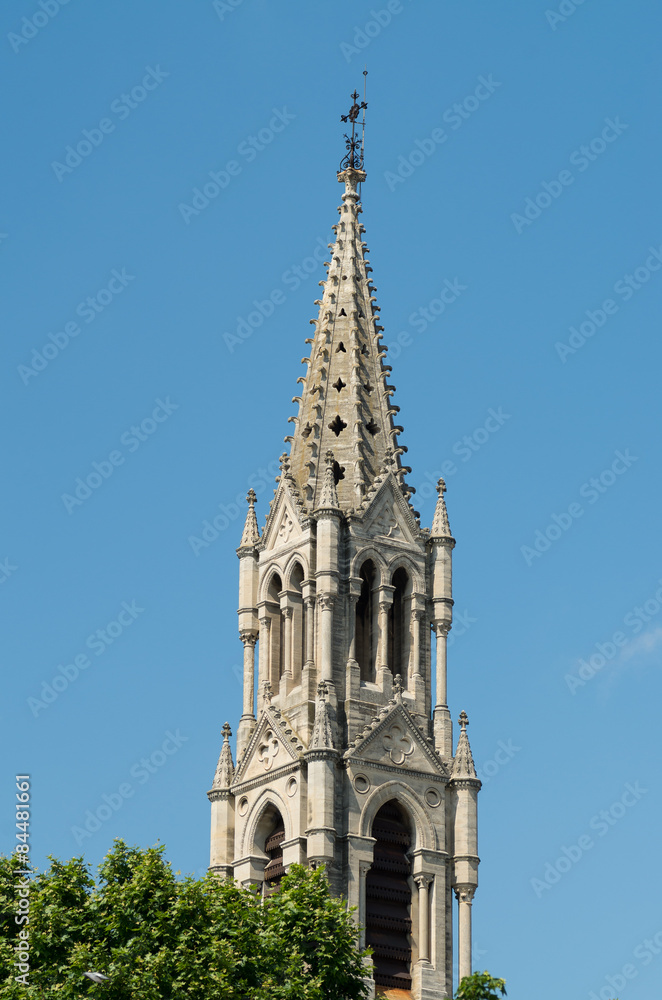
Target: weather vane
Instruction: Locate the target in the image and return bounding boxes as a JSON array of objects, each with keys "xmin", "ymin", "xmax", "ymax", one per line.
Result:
[{"xmin": 340, "ymin": 69, "xmax": 368, "ymax": 171}]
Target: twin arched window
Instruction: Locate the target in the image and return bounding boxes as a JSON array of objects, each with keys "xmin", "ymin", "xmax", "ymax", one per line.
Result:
[
  {"xmin": 356, "ymin": 562, "xmax": 411, "ymax": 684},
  {"xmin": 265, "ymin": 564, "xmax": 307, "ymax": 689}
]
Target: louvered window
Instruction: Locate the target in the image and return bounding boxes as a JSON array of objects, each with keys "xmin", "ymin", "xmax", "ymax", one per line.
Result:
[
  {"xmin": 263, "ymin": 818, "xmax": 286, "ymax": 892},
  {"xmin": 366, "ymin": 802, "xmax": 412, "ymax": 990}
]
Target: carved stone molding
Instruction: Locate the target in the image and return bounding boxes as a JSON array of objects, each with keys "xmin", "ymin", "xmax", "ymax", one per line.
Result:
[
  {"xmin": 257, "ymin": 729, "xmax": 280, "ymax": 770},
  {"xmin": 382, "ymin": 721, "xmax": 414, "ymax": 765},
  {"xmin": 454, "ymin": 885, "xmax": 476, "ymax": 905}
]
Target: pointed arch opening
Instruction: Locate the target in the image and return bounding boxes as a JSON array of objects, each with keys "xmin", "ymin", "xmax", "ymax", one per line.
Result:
[
  {"xmin": 388, "ymin": 567, "xmax": 410, "ymax": 686},
  {"xmin": 289, "ymin": 562, "xmax": 305, "ymax": 679},
  {"xmin": 356, "ymin": 559, "xmax": 377, "ymax": 683},
  {"xmin": 267, "ymin": 572, "xmax": 283, "ymax": 686},
  {"xmin": 254, "ymin": 803, "xmax": 286, "ymax": 895},
  {"xmin": 366, "ymin": 800, "xmax": 413, "ymax": 991}
]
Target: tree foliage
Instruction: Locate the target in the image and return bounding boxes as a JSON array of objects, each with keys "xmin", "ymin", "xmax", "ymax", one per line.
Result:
[
  {"xmin": 0, "ymin": 841, "xmax": 369, "ymax": 1000},
  {"xmin": 455, "ymin": 970, "xmax": 507, "ymax": 999}
]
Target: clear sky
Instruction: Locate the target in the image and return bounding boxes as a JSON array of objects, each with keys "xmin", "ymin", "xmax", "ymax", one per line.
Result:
[{"xmin": 2, "ymin": 2, "xmax": 661, "ymax": 998}]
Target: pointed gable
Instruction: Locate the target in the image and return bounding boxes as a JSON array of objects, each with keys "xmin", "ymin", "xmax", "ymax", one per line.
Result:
[
  {"xmin": 360, "ymin": 472, "xmax": 420, "ymax": 545},
  {"xmin": 233, "ymin": 704, "xmax": 305, "ymax": 786},
  {"xmin": 345, "ymin": 696, "xmax": 449, "ymax": 778},
  {"xmin": 260, "ymin": 475, "xmax": 307, "ymax": 552}
]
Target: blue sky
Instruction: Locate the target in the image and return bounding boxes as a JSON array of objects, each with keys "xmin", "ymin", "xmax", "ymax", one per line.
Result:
[{"xmin": 2, "ymin": 1, "xmax": 662, "ymax": 997}]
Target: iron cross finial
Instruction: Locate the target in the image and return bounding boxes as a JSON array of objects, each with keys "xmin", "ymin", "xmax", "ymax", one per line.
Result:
[{"xmin": 340, "ymin": 82, "xmax": 368, "ymax": 171}]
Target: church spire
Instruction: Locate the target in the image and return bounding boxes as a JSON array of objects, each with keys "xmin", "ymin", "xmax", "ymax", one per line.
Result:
[{"xmin": 286, "ymin": 88, "xmax": 411, "ymax": 513}]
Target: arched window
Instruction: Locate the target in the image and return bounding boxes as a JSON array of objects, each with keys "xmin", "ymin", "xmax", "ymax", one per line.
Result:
[
  {"xmin": 388, "ymin": 567, "xmax": 409, "ymax": 685},
  {"xmin": 290, "ymin": 563, "xmax": 305, "ymax": 679},
  {"xmin": 254, "ymin": 804, "xmax": 286, "ymax": 896},
  {"xmin": 263, "ymin": 810, "xmax": 286, "ymax": 894},
  {"xmin": 267, "ymin": 573, "xmax": 282, "ymax": 686},
  {"xmin": 365, "ymin": 801, "xmax": 412, "ymax": 990},
  {"xmin": 356, "ymin": 560, "xmax": 376, "ymax": 682}
]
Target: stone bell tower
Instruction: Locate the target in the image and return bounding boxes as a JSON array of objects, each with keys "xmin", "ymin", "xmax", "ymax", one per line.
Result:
[{"xmin": 208, "ymin": 92, "xmax": 480, "ymax": 1000}]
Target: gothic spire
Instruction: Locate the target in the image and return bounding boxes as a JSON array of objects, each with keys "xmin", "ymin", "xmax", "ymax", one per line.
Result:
[
  {"xmin": 431, "ymin": 478, "xmax": 453, "ymax": 539},
  {"xmin": 285, "ymin": 90, "xmax": 410, "ymax": 513},
  {"xmin": 238, "ymin": 489, "xmax": 260, "ymax": 548},
  {"xmin": 212, "ymin": 722, "xmax": 235, "ymax": 789},
  {"xmin": 451, "ymin": 711, "xmax": 477, "ymax": 780}
]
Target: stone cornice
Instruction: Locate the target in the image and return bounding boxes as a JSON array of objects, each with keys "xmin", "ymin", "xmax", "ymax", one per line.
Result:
[
  {"xmin": 231, "ymin": 758, "xmax": 304, "ymax": 796},
  {"xmin": 343, "ymin": 756, "xmax": 449, "ymax": 783},
  {"xmin": 207, "ymin": 788, "xmax": 232, "ymax": 803},
  {"xmin": 450, "ymin": 777, "xmax": 482, "ymax": 790}
]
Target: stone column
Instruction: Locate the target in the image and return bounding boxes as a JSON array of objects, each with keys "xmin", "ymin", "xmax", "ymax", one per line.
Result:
[
  {"xmin": 281, "ymin": 606, "xmax": 293, "ymax": 678},
  {"xmin": 455, "ymin": 885, "xmax": 475, "ymax": 984},
  {"xmin": 433, "ymin": 620, "xmax": 451, "ymax": 706},
  {"xmin": 318, "ymin": 595, "xmax": 336, "ymax": 683},
  {"xmin": 358, "ymin": 860, "xmax": 372, "ymax": 950},
  {"xmin": 240, "ymin": 630, "xmax": 258, "ymax": 718},
  {"xmin": 432, "ymin": 619, "xmax": 453, "ymax": 757},
  {"xmin": 347, "ymin": 593, "xmax": 359, "ymax": 664},
  {"xmin": 304, "ymin": 596, "xmax": 315, "ymax": 667},
  {"xmin": 258, "ymin": 615, "xmax": 271, "ymax": 691},
  {"xmin": 378, "ymin": 600, "xmax": 390, "ymax": 670},
  {"xmin": 410, "ymin": 609, "xmax": 424, "ymax": 678},
  {"xmin": 415, "ymin": 874, "xmax": 433, "ymax": 963}
]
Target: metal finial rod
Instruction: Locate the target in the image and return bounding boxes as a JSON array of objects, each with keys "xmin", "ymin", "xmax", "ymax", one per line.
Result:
[
  {"xmin": 340, "ymin": 84, "xmax": 368, "ymax": 171},
  {"xmin": 361, "ymin": 68, "xmax": 367, "ymax": 169}
]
